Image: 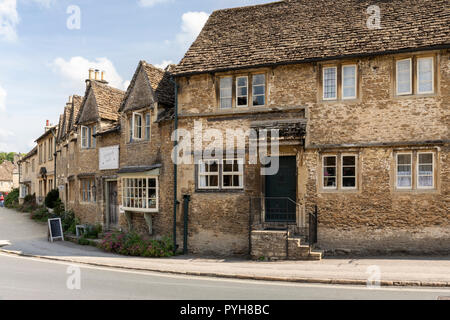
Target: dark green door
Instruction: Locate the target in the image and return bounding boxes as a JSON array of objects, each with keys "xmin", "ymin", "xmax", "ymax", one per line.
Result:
[{"xmin": 265, "ymin": 156, "xmax": 297, "ymax": 222}]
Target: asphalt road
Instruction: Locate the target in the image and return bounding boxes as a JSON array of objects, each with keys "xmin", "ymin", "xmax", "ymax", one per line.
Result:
[{"xmin": 0, "ymin": 253, "xmax": 448, "ymax": 300}]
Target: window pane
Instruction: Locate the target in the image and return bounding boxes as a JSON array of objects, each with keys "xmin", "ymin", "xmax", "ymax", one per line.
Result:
[
  {"xmin": 209, "ymin": 175, "xmax": 219, "ymax": 187},
  {"xmin": 237, "ymin": 77, "xmax": 247, "ymax": 87},
  {"xmin": 397, "ymin": 60, "xmax": 411, "ymax": 94},
  {"xmin": 323, "ymin": 67, "xmax": 336, "ymax": 99},
  {"xmin": 220, "ymin": 77, "xmax": 232, "ymax": 88},
  {"xmin": 342, "ymin": 156, "xmax": 355, "ymax": 166},
  {"xmin": 342, "ymin": 65, "xmax": 356, "ymax": 98},
  {"xmin": 418, "ymin": 58, "xmax": 433, "ymax": 93},
  {"xmin": 343, "ymin": 167, "xmax": 355, "ymax": 177},
  {"xmin": 397, "ymin": 176, "xmax": 412, "ymax": 187},
  {"xmin": 253, "ymin": 95, "xmax": 265, "ymax": 106},
  {"xmin": 324, "ymin": 156, "xmax": 336, "ymax": 166},
  {"xmin": 419, "ymin": 165, "xmax": 433, "ymax": 175},
  {"xmin": 324, "ymin": 167, "xmax": 336, "ymax": 177},
  {"xmin": 253, "ymin": 85, "xmax": 265, "ymax": 95},
  {"xmin": 419, "ymin": 153, "xmax": 432, "ymax": 164},
  {"xmin": 253, "ymin": 74, "xmax": 265, "ymax": 85},
  {"xmin": 418, "ymin": 176, "xmax": 433, "ymax": 187},
  {"xmin": 324, "ymin": 177, "xmax": 336, "ymax": 187},
  {"xmin": 397, "ymin": 154, "xmax": 411, "ymax": 165},
  {"xmin": 223, "ymin": 175, "xmax": 232, "ymax": 187},
  {"xmin": 220, "ymin": 98, "xmax": 232, "ymax": 109},
  {"xmin": 237, "ymin": 97, "xmax": 247, "ymax": 106},
  {"xmin": 343, "ymin": 177, "xmax": 356, "ymax": 187}
]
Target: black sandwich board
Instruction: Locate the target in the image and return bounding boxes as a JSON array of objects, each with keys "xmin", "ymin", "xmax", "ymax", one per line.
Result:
[{"xmin": 48, "ymin": 218, "xmax": 64, "ymax": 242}]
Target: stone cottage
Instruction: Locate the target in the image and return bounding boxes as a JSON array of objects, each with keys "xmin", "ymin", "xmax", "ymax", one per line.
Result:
[
  {"xmin": 170, "ymin": 0, "xmax": 450, "ymax": 257},
  {"xmin": 18, "ymin": 147, "xmax": 38, "ymax": 202},
  {"xmin": 115, "ymin": 61, "xmax": 176, "ymax": 238}
]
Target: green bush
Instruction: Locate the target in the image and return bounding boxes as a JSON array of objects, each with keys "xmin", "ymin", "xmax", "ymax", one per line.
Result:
[
  {"xmin": 84, "ymin": 224, "xmax": 102, "ymax": 239},
  {"xmin": 44, "ymin": 189, "xmax": 60, "ymax": 209},
  {"xmin": 23, "ymin": 194, "xmax": 35, "ymax": 205},
  {"xmin": 59, "ymin": 210, "xmax": 79, "ymax": 234},
  {"xmin": 78, "ymin": 238, "xmax": 91, "ymax": 246},
  {"xmin": 4, "ymin": 188, "xmax": 19, "ymax": 208},
  {"xmin": 53, "ymin": 199, "xmax": 65, "ymax": 216},
  {"xmin": 30, "ymin": 207, "xmax": 50, "ymax": 222},
  {"xmin": 99, "ymin": 231, "xmax": 174, "ymax": 258}
]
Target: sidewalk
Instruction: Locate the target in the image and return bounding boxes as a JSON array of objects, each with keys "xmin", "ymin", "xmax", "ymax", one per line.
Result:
[{"xmin": 1, "ymin": 207, "xmax": 449, "ymax": 288}]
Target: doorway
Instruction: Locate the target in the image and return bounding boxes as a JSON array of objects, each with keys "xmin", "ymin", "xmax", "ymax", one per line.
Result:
[
  {"xmin": 264, "ymin": 156, "xmax": 297, "ymax": 222},
  {"xmin": 106, "ymin": 180, "xmax": 118, "ymax": 229}
]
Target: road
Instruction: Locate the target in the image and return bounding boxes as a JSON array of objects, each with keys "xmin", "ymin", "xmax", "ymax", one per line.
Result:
[{"xmin": 0, "ymin": 253, "xmax": 448, "ymax": 300}]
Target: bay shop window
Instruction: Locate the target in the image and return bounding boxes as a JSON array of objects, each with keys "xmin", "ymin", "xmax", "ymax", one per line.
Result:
[{"xmin": 122, "ymin": 177, "xmax": 159, "ymax": 212}]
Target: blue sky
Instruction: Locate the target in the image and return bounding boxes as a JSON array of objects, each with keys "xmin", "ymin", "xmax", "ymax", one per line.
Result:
[{"xmin": 0, "ymin": 0, "xmax": 273, "ymax": 153}]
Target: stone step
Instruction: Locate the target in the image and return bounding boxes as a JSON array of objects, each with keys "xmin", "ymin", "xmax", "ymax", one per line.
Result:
[{"xmin": 287, "ymin": 237, "xmax": 323, "ymax": 261}]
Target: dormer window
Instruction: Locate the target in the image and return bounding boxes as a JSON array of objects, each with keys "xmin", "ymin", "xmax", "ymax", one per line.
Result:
[
  {"xmin": 81, "ymin": 125, "xmax": 96, "ymax": 149},
  {"xmin": 129, "ymin": 111, "xmax": 151, "ymax": 143},
  {"xmin": 132, "ymin": 112, "xmax": 143, "ymax": 140}
]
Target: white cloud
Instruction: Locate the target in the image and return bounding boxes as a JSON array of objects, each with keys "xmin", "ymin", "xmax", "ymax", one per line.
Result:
[
  {"xmin": 154, "ymin": 60, "xmax": 173, "ymax": 70},
  {"xmin": 51, "ymin": 56, "xmax": 128, "ymax": 91},
  {"xmin": 175, "ymin": 11, "xmax": 210, "ymax": 50},
  {"xmin": 0, "ymin": 85, "xmax": 6, "ymax": 112},
  {"xmin": 138, "ymin": 0, "xmax": 172, "ymax": 7},
  {"xmin": 0, "ymin": 0, "xmax": 19, "ymax": 42}
]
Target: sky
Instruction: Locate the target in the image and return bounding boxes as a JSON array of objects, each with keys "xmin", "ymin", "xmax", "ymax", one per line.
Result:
[{"xmin": 0, "ymin": 0, "xmax": 273, "ymax": 153}]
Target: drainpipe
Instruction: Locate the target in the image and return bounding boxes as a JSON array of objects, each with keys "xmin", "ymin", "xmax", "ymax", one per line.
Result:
[
  {"xmin": 171, "ymin": 78, "xmax": 179, "ymax": 254},
  {"xmin": 52, "ymin": 128, "xmax": 57, "ymax": 190},
  {"xmin": 182, "ymin": 194, "xmax": 191, "ymax": 254}
]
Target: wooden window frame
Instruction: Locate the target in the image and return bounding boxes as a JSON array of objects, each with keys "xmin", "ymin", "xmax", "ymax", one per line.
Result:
[
  {"xmin": 252, "ymin": 73, "xmax": 266, "ymax": 107},
  {"xmin": 417, "ymin": 152, "xmax": 435, "ymax": 190},
  {"xmin": 341, "ymin": 154, "xmax": 358, "ymax": 190},
  {"xmin": 417, "ymin": 57, "xmax": 434, "ymax": 95},
  {"xmin": 395, "ymin": 152, "xmax": 413, "ymax": 190},
  {"xmin": 197, "ymin": 159, "xmax": 220, "ymax": 190},
  {"xmin": 236, "ymin": 76, "xmax": 248, "ymax": 108},
  {"xmin": 81, "ymin": 126, "xmax": 90, "ymax": 149},
  {"xmin": 322, "ymin": 155, "xmax": 337, "ymax": 190},
  {"xmin": 323, "ymin": 66, "xmax": 338, "ymax": 100},
  {"xmin": 342, "ymin": 64, "xmax": 358, "ymax": 100},
  {"xmin": 396, "ymin": 58, "xmax": 413, "ymax": 96},
  {"xmin": 221, "ymin": 158, "xmax": 244, "ymax": 190},
  {"xmin": 219, "ymin": 76, "xmax": 233, "ymax": 109},
  {"xmin": 145, "ymin": 113, "xmax": 151, "ymax": 141},
  {"xmin": 132, "ymin": 112, "xmax": 143, "ymax": 140},
  {"xmin": 121, "ymin": 176, "xmax": 159, "ymax": 213}
]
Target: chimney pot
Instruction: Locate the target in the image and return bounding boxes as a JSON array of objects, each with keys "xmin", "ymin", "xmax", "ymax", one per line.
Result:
[
  {"xmin": 68, "ymin": 96, "xmax": 73, "ymax": 103},
  {"xmin": 101, "ymin": 71, "xmax": 105, "ymax": 81},
  {"xmin": 95, "ymin": 69, "xmax": 99, "ymax": 80},
  {"xmin": 46, "ymin": 120, "xmax": 49, "ymax": 126},
  {"xmin": 89, "ymin": 68, "xmax": 94, "ymax": 80}
]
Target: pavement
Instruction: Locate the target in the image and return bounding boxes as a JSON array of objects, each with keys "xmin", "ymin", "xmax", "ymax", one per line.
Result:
[{"xmin": 1, "ymin": 206, "xmax": 449, "ymax": 288}]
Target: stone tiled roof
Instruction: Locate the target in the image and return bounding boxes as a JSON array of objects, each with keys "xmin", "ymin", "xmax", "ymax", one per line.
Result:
[
  {"xmin": 77, "ymin": 81, "xmax": 125, "ymax": 125},
  {"xmin": 68, "ymin": 95, "xmax": 82, "ymax": 133},
  {"xmin": 61, "ymin": 105, "xmax": 71, "ymax": 139},
  {"xmin": 19, "ymin": 146, "xmax": 37, "ymax": 162},
  {"xmin": 0, "ymin": 161, "xmax": 15, "ymax": 181},
  {"xmin": 119, "ymin": 61, "xmax": 175, "ymax": 112},
  {"xmin": 142, "ymin": 63, "xmax": 175, "ymax": 107},
  {"xmin": 174, "ymin": 0, "xmax": 450, "ymax": 75},
  {"xmin": 56, "ymin": 114, "xmax": 64, "ymax": 142}
]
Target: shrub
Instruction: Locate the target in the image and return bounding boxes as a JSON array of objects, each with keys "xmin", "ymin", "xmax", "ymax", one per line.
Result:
[
  {"xmin": 99, "ymin": 231, "xmax": 174, "ymax": 258},
  {"xmin": 84, "ymin": 224, "xmax": 102, "ymax": 239},
  {"xmin": 44, "ymin": 189, "xmax": 60, "ymax": 209},
  {"xmin": 78, "ymin": 238, "xmax": 91, "ymax": 246},
  {"xmin": 53, "ymin": 199, "xmax": 65, "ymax": 216},
  {"xmin": 23, "ymin": 194, "xmax": 36, "ymax": 205},
  {"xmin": 4, "ymin": 188, "xmax": 19, "ymax": 208},
  {"xmin": 30, "ymin": 207, "xmax": 50, "ymax": 222},
  {"xmin": 59, "ymin": 210, "xmax": 79, "ymax": 233}
]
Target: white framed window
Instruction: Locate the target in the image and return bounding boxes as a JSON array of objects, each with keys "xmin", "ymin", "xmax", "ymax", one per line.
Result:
[
  {"xmin": 396, "ymin": 58, "xmax": 412, "ymax": 95},
  {"xmin": 222, "ymin": 159, "xmax": 244, "ymax": 189},
  {"xmin": 198, "ymin": 159, "xmax": 220, "ymax": 189},
  {"xmin": 236, "ymin": 76, "xmax": 248, "ymax": 107},
  {"xmin": 341, "ymin": 155, "xmax": 357, "ymax": 189},
  {"xmin": 323, "ymin": 155, "xmax": 337, "ymax": 189},
  {"xmin": 417, "ymin": 152, "xmax": 434, "ymax": 189},
  {"xmin": 252, "ymin": 74, "xmax": 266, "ymax": 106},
  {"xmin": 342, "ymin": 65, "xmax": 357, "ymax": 99},
  {"xmin": 417, "ymin": 57, "xmax": 434, "ymax": 94},
  {"xmin": 323, "ymin": 67, "xmax": 337, "ymax": 100},
  {"xmin": 81, "ymin": 126, "xmax": 90, "ymax": 149},
  {"xmin": 396, "ymin": 153, "xmax": 412, "ymax": 189},
  {"xmin": 220, "ymin": 77, "xmax": 232, "ymax": 109},
  {"xmin": 132, "ymin": 112, "xmax": 143, "ymax": 140},
  {"xmin": 80, "ymin": 178, "xmax": 95, "ymax": 202},
  {"xmin": 145, "ymin": 113, "xmax": 151, "ymax": 140},
  {"xmin": 122, "ymin": 177, "xmax": 159, "ymax": 212}
]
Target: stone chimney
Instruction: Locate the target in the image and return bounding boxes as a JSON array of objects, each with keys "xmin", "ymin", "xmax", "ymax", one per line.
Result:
[{"xmin": 45, "ymin": 120, "xmax": 52, "ymax": 132}]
